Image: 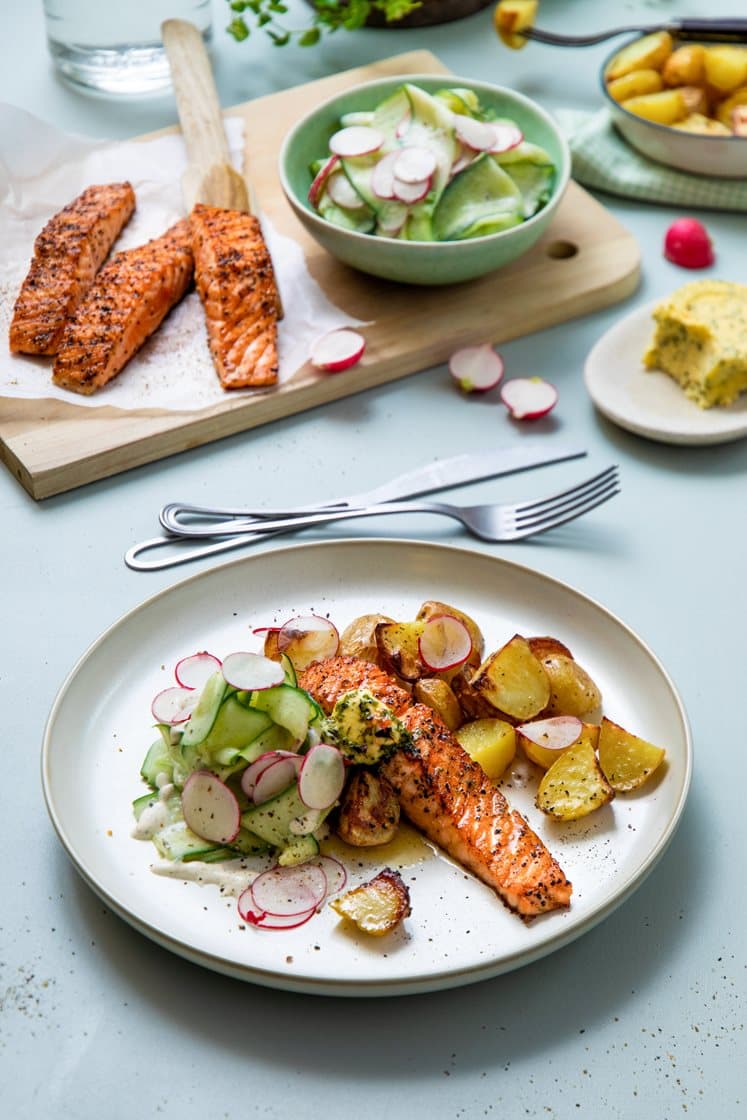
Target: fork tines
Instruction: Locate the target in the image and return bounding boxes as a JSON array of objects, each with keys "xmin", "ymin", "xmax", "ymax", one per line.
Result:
[{"xmin": 513, "ymin": 465, "xmax": 620, "ymax": 534}]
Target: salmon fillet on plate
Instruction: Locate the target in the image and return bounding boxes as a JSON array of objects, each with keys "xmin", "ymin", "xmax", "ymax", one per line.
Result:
[
  {"xmin": 9, "ymin": 181, "xmax": 136, "ymax": 356},
  {"xmin": 299, "ymin": 655, "xmax": 572, "ymax": 919}
]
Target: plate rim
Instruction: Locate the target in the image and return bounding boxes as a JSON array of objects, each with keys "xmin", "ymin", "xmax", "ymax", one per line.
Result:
[
  {"xmin": 583, "ymin": 298, "xmax": 747, "ymax": 447},
  {"xmin": 41, "ymin": 538, "xmax": 693, "ymax": 996}
]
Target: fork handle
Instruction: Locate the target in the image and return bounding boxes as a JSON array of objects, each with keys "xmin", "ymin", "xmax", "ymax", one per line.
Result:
[{"xmin": 161, "ymin": 499, "xmax": 448, "ymax": 539}]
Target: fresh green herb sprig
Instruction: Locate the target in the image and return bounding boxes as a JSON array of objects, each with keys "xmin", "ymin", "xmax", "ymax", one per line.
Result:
[{"xmin": 226, "ymin": 0, "xmax": 424, "ymax": 48}]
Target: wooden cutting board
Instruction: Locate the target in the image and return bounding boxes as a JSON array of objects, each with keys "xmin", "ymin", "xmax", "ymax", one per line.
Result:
[{"xmin": 0, "ymin": 50, "xmax": 639, "ymax": 500}]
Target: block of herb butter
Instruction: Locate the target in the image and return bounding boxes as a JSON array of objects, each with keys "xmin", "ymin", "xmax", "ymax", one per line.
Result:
[{"xmin": 643, "ymin": 280, "xmax": 747, "ymax": 408}]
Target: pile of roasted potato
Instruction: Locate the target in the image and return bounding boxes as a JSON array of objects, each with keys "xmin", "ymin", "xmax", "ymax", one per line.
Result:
[
  {"xmin": 604, "ymin": 31, "xmax": 747, "ymax": 136},
  {"xmin": 338, "ymin": 601, "xmax": 666, "ymax": 823}
]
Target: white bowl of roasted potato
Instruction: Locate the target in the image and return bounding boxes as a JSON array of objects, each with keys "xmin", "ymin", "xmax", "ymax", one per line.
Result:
[{"xmin": 601, "ymin": 31, "xmax": 747, "ymax": 177}]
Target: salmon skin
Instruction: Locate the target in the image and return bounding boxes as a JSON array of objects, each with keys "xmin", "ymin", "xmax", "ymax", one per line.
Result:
[
  {"xmin": 189, "ymin": 203, "xmax": 279, "ymax": 389},
  {"xmin": 9, "ymin": 182, "xmax": 136, "ymax": 356},
  {"xmin": 52, "ymin": 220, "xmax": 194, "ymax": 395},
  {"xmin": 299, "ymin": 655, "xmax": 572, "ymax": 919}
]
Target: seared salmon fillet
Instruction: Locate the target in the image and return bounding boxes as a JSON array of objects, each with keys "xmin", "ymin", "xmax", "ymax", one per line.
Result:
[
  {"xmin": 52, "ymin": 220, "xmax": 194, "ymax": 395},
  {"xmin": 299, "ymin": 655, "xmax": 572, "ymax": 918},
  {"xmin": 189, "ymin": 203, "xmax": 279, "ymax": 389},
  {"xmin": 9, "ymin": 182, "xmax": 136, "ymax": 355}
]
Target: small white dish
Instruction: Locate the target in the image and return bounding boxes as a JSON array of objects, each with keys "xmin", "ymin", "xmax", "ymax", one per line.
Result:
[{"xmin": 584, "ymin": 300, "xmax": 747, "ymax": 446}]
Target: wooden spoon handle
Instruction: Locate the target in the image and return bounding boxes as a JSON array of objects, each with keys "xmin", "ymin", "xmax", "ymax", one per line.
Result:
[{"xmin": 161, "ymin": 18, "xmax": 251, "ymax": 212}]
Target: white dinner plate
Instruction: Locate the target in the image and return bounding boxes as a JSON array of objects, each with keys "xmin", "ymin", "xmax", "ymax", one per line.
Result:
[
  {"xmin": 584, "ymin": 300, "xmax": 747, "ymax": 446},
  {"xmin": 42, "ymin": 540, "xmax": 691, "ymax": 997}
]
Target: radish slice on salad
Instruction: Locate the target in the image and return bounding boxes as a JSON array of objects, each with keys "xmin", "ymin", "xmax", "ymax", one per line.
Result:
[
  {"xmin": 449, "ymin": 344, "xmax": 504, "ymax": 393},
  {"xmin": 310, "ymin": 329, "xmax": 366, "ymax": 374},
  {"xmin": 517, "ymin": 715, "xmax": 583, "ymax": 751},
  {"xmin": 418, "ymin": 614, "xmax": 472, "ymax": 672},
  {"xmin": 327, "ymin": 172, "xmax": 367, "ymax": 211},
  {"xmin": 151, "ymin": 685, "xmax": 199, "ymax": 725},
  {"xmin": 371, "ymin": 151, "xmax": 400, "ymax": 200},
  {"xmin": 487, "ymin": 122, "xmax": 524, "ymax": 153},
  {"xmin": 392, "ymin": 146, "xmax": 437, "ymax": 184},
  {"xmin": 307, "ymin": 154, "xmax": 339, "ymax": 207},
  {"xmin": 238, "ymin": 897, "xmax": 318, "ymax": 929},
  {"xmin": 454, "ymin": 114, "xmax": 497, "ymax": 152},
  {"xmin": 329, "ymin": 125, "xmax": 385, "ymax": 158},
  {"xmin": 181, "ymin": 771, "xmax": 240, "ymax": 845},
  {"xmin": 277, "ymin": 614, "xmax": 340, "ymax": 669},
  {"xmin": 221, "ymin": 651, "xmax": 285, "ymax": 691},
  {"xmin": 395, "ymin": 109, "xmax": 412, "ymax": 139},
  {"xmin": 252, "ymin": 755, "xmax": 302, "ymax": 805},
  {"xmin": 392, "ymin": 175, "xmax": 432, "ymax": 204},
  {"xmin": 240, "ymin": 750, "xmax": 300, "ymax": 799},
  {"xmin": 500, "ymin": 377, "xmax": 558, "ymax": 420},
  {"xmin": 249, "ymin": 862, "xmax": 329, "ymax": 916},
  {"xmin": 174, "ymin": 651, "xmax": 222, "ymax": 691},
  {"xmin": 298, "ymin": 743, "xmax": 346, "ymax": 810}
]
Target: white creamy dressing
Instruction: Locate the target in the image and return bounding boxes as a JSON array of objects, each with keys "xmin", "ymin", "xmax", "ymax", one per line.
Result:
[
  {"xmin": 152, "ymin": 857, "xmax": 258, "ymax": 897},
  {"xmin": 131, "ymin": 777, "xmax": 176, "ymax": 840}
]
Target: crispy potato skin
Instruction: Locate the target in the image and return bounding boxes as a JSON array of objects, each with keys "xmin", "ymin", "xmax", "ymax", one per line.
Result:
[
  {"xmin": 339, "ymin": 614, "xmax": 394, "ymax": 665},
  {"xmin": 336, "ymin": 770, "xmax": 400, "ymax": 847},
  {"xmin": 412, "ymin": 677, "xmax": 463, "ymax": 731},
  {"xmin": 538, "ymin": 654, "xmax": 602, "ymax": 721},
  {"xmin": 330, "ymin": 867, "xmax": 411, "ymax": 936}
]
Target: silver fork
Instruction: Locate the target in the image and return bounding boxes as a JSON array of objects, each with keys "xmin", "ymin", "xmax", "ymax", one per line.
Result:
[
  {"xmin": 523, "ymin": 18, "xmax": 747, "ymax": 47},
  {"xmin": 159, "ymin": 466, "xmax": 619, "ymax": 544}
]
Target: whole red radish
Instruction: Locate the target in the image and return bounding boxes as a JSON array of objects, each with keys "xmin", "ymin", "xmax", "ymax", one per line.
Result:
[{"xmin": 663, "ymin": 218, "xmax": 714, "ymax": 269}]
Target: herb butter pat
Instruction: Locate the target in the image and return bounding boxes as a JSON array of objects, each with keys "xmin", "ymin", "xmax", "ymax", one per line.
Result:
[{"xmin": 644, "ymin": 280, "xmax": 747, "ymax": 408}]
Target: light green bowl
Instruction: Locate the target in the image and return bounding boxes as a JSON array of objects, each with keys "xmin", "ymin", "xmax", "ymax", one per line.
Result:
[{"xmin": 278, "ymin": 74, "xmax": 571, "ymax": 287}]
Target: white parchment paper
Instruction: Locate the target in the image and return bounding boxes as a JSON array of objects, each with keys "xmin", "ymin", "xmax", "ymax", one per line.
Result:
[{"xmin": 0, "ymin": 103, "xmax": 361, "ymax": 411}]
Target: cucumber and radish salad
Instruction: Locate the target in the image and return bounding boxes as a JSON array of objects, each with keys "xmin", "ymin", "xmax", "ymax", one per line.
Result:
[{"xmin": 307, "ymin": 83, "xmax": 556, "ymax": 242}]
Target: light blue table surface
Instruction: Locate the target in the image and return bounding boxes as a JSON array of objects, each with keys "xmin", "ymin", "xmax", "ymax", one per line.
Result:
[{"xmin": 1, "ymin": 2, "xmax": 745, "ymax": 1117}]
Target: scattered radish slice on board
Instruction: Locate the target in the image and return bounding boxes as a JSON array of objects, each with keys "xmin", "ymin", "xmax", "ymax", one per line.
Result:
[
  {"xmin": 308, "ymin": 154, "xmax": 339, "ymax": 207},
  {"xmin": 392, "ymin": 146, "xmax": 437, "ymax": 184},
  {"xmin": 487, "ymin": 123, "xmax": 524, "ymax": 153},
  {"xmin": 371, "ymin": 151, "xmax": 400, "ymax": 200},
  {"xmin": 151, "ymin": 686, "xmax": 199, "ymax": 725},
  {"xmin": 326, "ymin": 172, "xmax": 367, "ymax": 211},
  {"xmin": 221, "ymin": 651, "xmax": 285, "ymax": 691},
  {"xmin": 240, "ymin": 750, "xmax": 299, "ymax": 799},
  {"xmin": 277, "ymin": 614, "xmax": 340, "ymax": 671},
  {"xmin": 250, "ymin": 862, "xmax": 329, "ymax": 916},
  {"xmin": 181, "ymin": 771, "xmax": 241, "ymax": 845},
  {"xmin": 517, "ymin": 715, "xmax": 583, "ymax": 750},
  {"xmin": 663, "ymin": 217, "xmax": 714, "ymax": 269},
  {"xmin": 329, "ymin": 125, "xmax": 384, "ymax": 157},
  {"xmin": 174, "ymin": 651, "xmax": 222, "ymax": 691},
  {"xmin": 449, "ymin": 344, "xmax": 504, "ymax": 393},
  {"xmin": 454, "ymin": 114, "xmax": 497, "ymax": 152},
  {"xmin": 310, "ymin": 329, "xmax": 366, "ymax": 374},
  {"xmin": 252, "ymin": 755, "xmax": 302, "ymax": 805},
  {"xmin": 418, "ymin": 614, "xmax": 473, "ymax": 672},
  {"xmin": 298, "ymin": 743, "xmax": 346, "ymax": 810},
  {"xmin": 392, "ymin": 175, "xmax": 432, "ymax": 204},
  {"xmin": 500, "ymin": 377, "xmax": 558, "ymax": 420}
]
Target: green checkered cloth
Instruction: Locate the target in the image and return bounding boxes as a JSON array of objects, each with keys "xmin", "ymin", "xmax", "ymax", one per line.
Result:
[{"xmin": 555, "ymin": 108, "xmax": 747, "ymax": 211}]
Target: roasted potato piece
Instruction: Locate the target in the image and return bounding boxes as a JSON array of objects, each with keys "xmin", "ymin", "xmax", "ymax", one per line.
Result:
[
  {"xmin": 715, "ymin": 86, "xmax": 747, "ymax": 127},
  {"xmin": 338, "ymin": 613, "xmax": 394, "ymax": 665},
  {"xmin": 416, "ymin": 600, "xmax": 484, "ymax": 668},
  {"xmin": 330, "ymin": 867, "xmax": 411, "ymax": 936},
  {"xmin": 374, "ymin": 619, "xmax": 424, "ymax": 682},
  {"xmin": 336, "ymin": 770, "xmax": 400, "ymax": 847},
  {"xmin": 538, "ymin": 653, "xmax": 602, "ymax": 721},
  {"xmin": 450, "ymin": 668, "xmax": 503, "ymax": 721},
  {"xmin": 605, "ymin": 31, "xmax": 673, "ymax": 82},
  {"xmin": 662, "ymin": 44, "xmax": 706, "ymax": 87},
  {"xmin": 455, "ymin": 717, "xmax": 516, "ymax": 780},
  {"xmin": 672, "ymin": 112, "xmax": 732, "ymax": 136},
  {"xmin": 679, "ymin": 85, "xmax": 710, "ymax": 115},
  {"xmin": 262, "ymin": 628, "xmax": 281, "ymax": 661},
  {"xmin": 536, "ymin": 741, "xmax": 615, "ymax": 821},
  {"xmin": 621, "ymin": 88, "xmax": 688, "ymax": 125},
  {"xmin": 494, "ymin": 0, "xmax": 538, "ymax": 50},
  {"xmin": 413, "ymin": 677, "xmax": 463, "ymax": 731},
  {"xmin": 470, "ymin": 634, "xmax": 550, "ymax": 722},
  {"xmin": 527, "ymin": 635, "xmax": 573, "ymax": 661},
  {"xmin": 518, "ymin": 720, "xmax": 599, "ymax": 770},
  {"xmin": 597, "ymin": 717, "xmax": 666, "ymax": 792},
  {"xmin": 703, "ymin": 44, "xmax": 747, "ymax": 94},
  {"xmin": 607, "ymin": 68, "xmax": 664, "ymax": 104}
]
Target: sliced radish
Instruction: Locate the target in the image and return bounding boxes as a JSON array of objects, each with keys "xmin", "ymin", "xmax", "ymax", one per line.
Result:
[
  {"xmin": 312, "ymin": 855, "xmax": 347, "ymax": 897},
  {"xmin": 174, "ymin": 651, "xmax": 222, "ymax": 691},
  {"xmin": 310, "ymin": 329, "xmax": 366, "ymax": 374},
  {"xmin": 298, "ymin": 743, "xmax": 346, "ymax": 810},
  {"xmin": 392, "ymin": 175, "xmax": 431, "ymax": 204},
  {"xmin": 249, "ymin": 862, "xmax": 328, "ymax": 916},
  {"xmin": 517, "ymin": 715, "xmax": 583, "ymax": 751},
  {"xmin": 151, "ymin": 685, "xmax": 199, "ymax": 725},
  {"xmin": 221, "ymin": 651, "xmax": 285, "ymax": 691},
  {"xmin": 277, "ymin": 614, "xmax": 340, "ymax": 670},
  {"xmin": 240, "ymin": 750, "xmax": 300, "ymax": 799},
  {"xmin": 326, "ymin": 171, "xmax": 367, "ymax": 211},
  {"xmin": 487, "ymin": 123, "xmax": 524, "ymax": 153},
  {"xmin": 308, "ymin": 154, "xmax": 339, "ymax": 208},
  {"xmin": 395, "ymin": 109, "xmax": 412, "ymax": 139},
  {"xmin": 450, "ymin": 147, "xmax": 478, "ymax": 178},
  {"xmin": 454, "ymin": 114, "xmax": 497, "ymax": 152},
  {"xmin": 371, "ymin": 151, "xmax": 400, "ymax": 200},
  {"xmin": 252, "ymin": 755, "xmax": 302, "ymax": 805},
  {"xmin": 449, "ymin": 343, "xmax": 505, "ymax": 393},
  {"xmin": 329, "ymin": 125, "xmax": 384, "ymax": 158},
  {"xmin": 181, "ymin": 771, "xmax": 240, "ymax": 845},
  {"xmin": 377, "ymin": 201, "xmax": 409, "ymax": 237},
  {"xmin": 418, "ymin": 614, "xmax": 472, "ymax": 672},
  {"xmin": 238, "ymin": 898, "xmax": 318, "ymax": 930},
  {"xmin": 392, "ymin": 146, "xmax": 437, "ymax": 184},
  {"xmin": 500, "ymin": 377, "xmax": 558, "ymax": 420}
]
